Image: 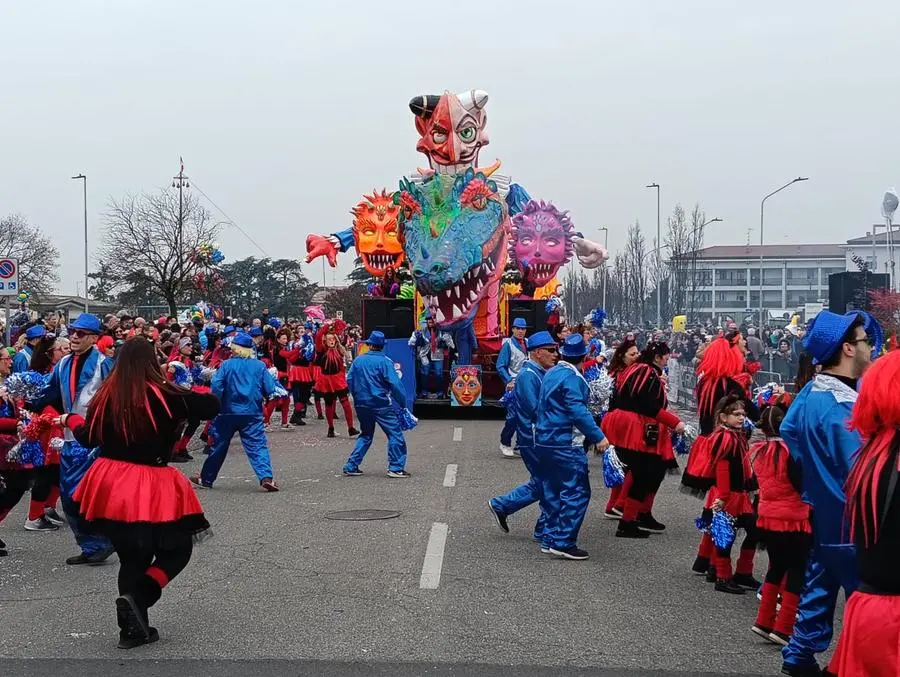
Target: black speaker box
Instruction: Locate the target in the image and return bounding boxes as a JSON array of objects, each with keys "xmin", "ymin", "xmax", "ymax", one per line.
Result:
[
  {"xmin": 507, "ymin": 299, "xmax": 550, "ymax": 334},
  {"xmin": 828, "ymin": 271, "xmax": 889, "ymax": 314},
  {"xmin": 361, "ymin": 298, "xmax": 414, "ymax": 339}
]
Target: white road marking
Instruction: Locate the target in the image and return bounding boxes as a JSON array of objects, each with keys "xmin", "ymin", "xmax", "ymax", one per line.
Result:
[
  {"xmin": 443, "ymin": 464, "xmax": 458, "ymax": 487},
  {"xmin": 419, "ymin": 522, "xmax": 449, "ymax": 589},
  {"xmin": 452, "ymin": 427, "xmax": 462, "ymax": 441}
]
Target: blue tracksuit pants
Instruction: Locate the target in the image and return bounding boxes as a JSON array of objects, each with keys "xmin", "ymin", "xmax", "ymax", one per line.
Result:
[
  {"xmin": 60, "ymin": 442, "xmax": 111, "ymax": 556},
  {"xmin": 782, "ymin": 544, "xmax": 858, "ymax": 669},
  {"xmin": 418, "ymin": 361, "xmax": 443, "ymax": 396},
  {"xmin": 537, "ymin": 445, "xmax": 591, "ymax": 550},
  {"xmin": 489, "ymin": 444, "xmax": 552, "ymax": 546},
  {"xmin": 201, "ymin": 415, "xmax": 274, "ymax": 486},
  {"xmin": 343, "ymin": 407, "xmax": 408, "ymax": 473},
  {"xmin": 500, "ymin": 399, "xmax": 516, "ymax": 447}
]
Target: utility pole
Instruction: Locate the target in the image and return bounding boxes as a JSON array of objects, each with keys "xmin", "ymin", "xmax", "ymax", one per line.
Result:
[
  {"xmin": 172, "ymin": 158, "xmax": 189, "ymax": 312},
  {"xmin": 599, "ymin": 226, "xmax": 609, "ymax": 311},
  {"xmin": 646, "ymin": 183, "xmax": 661, "ymax": 327},
  {"xmin": 71, "ymin": 174, "xmax": 89, "ymax": 313}
]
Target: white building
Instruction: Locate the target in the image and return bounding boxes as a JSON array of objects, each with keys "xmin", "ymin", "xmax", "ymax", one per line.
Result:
[
  {"xmin": 676, "ymin": 244, "xmax": 845, "ymax": 321},
  {"xmin": 843, "ymin": 227, "xmax": 900, "ymax": 286}
]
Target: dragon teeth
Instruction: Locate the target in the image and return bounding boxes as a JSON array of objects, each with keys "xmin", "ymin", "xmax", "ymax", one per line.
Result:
[
  {"xmin": 435, "ymin": 307, "xmax": 446, "ymax": 322},
  {"xmin": 469, "ymin": 290, "xmax": 477, "ymax": 302}
]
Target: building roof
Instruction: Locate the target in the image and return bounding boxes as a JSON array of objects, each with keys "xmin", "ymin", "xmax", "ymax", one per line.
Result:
[
  {"xmin": 311, "ymin": 287, "xmax": 348, "ymax": 304},
  {"xmin": 31, "ymin": 294, "xmax": 120, "ymax": 311},
  {"xmin": 846, "ymin": 228, "xmax": 900, "ymax": 245},
  {"xmin": 688, "ymin": 244, "xmax": 844, "ymax": 260}
]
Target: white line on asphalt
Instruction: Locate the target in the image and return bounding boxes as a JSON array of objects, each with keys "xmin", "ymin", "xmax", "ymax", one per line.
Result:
[
  {"xmin": 443, "ymin": 464, "xmax": 458, "ymax": 487},
  {"xmin": 419, "ymin": 522, "xmax": 449, "ymax": 589},
  {"xmin": 452, "ymin": 427, "xmax": 462, "ymax": 441}
]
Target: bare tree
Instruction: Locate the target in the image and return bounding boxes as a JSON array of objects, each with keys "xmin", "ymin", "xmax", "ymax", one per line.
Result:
[
  {"xmin": 100, "ymin": 191, "xmax": 219, "ymax": 314},
  {"xmin": 623, "ymin": 220, "xmax": 649, "ymax": 325},
  {"xmin": 663, "ymin": 203, "xmax": 690, "ymax": 317},
  {"xmin": 0, "ymin": 214, "xmax": 60, "ymax": 297},
  {"xmin": 687, "ymin": 204, "xmax": 707, "ymax": 320}
]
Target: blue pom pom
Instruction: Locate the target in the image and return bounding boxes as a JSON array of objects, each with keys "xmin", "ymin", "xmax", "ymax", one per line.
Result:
[
  {"xmin": 398, "ymin": 408, "xmax": 418, "ymax": 431},
  {"xmin": 602, "ymin": 447, "xmax": 625, "ymax": 488},
  {"xmin": 545, "ymin": 297, "xmax": 562, "ymax": 314},
  {"xmin": 190, "ymin": 365, "xmax": 204, "ymax": 383},
  {"xmin": 695, "ymin": 514, "xmax": 712, "ymax": 532},
  {"xmin": 710, "ymin": 510, "xmax": 737, "ymax": 549},
  {"xmin": 590, "ymin": 307, "xmax": 606, "ymax": 329},
  {"xmin": 269, "ymin": 317, "xmax": 283, "ymax": 329},
  {"xmin": 671, "ymin": 430, "xmax": 689, "ymax": 456},
  {"xmin": 169, "ymin": 362, "xmax": 192, "ymax": 389},
  {"xmin": 500, "ymin": 389, "xmax": 517, "ymax": 408},
  {"xmin": 18, "ymin": 439, "xmax": 44, "ymax": 467},
  {"xmin": 5, "ymin": 371, "xmax": 48, "ymax": 402},
  {"xmin": 583, "ymin": 365, "xmax": 600, "ymax": 382}
]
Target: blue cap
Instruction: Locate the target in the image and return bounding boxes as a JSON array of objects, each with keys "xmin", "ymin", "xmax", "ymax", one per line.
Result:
[
  {"xmin": 248, "ymin": 327, "xmax": 263, "ymax": 337},
  {"xmin": 803, "ymin": 311, "xmax": 859, "ymax": 364},
  {"xmin": 223, "ymin": 325, "xmax": 236, "ymax": 335},
  {"xmin": 364, "ymin": 330, "xmax": 386, "ymax": 348},
  {"xmin": 204, "ymin": 325, "xmax": 217, "ymax": 336},
  {"xmin": 25, "ymin": 325, "xmax": 46, "ymax": 340},
  {"xmin": 231, "ymin": 333, "xmax": 254, "ymax": 348},
  {"xmin": 69, "ymin": 314, "xmax": 101, "ymax": 334},
  {"xmin": 512, "ymin": 318, "xmax": 527, "ymax": 329},
  {"xmin": 526, "ymin": 331, "xmax": 556, "ymax": 350},
  {"xmin": 559, "ymin": 334, "xmax": 588, "ymax": 359}
]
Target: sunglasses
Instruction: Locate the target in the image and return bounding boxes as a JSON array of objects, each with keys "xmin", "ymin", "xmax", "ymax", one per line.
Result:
[
  {"xmin": 69, "ymin": 330, "xmax": 97, "ymax": 339},
  {"xmin": 849, "ymin": 336, "xmax": 875, "ymax": 348},
  {"xmin": 541, "ymin": 347, "xmax": 559, "ymax": 353}
]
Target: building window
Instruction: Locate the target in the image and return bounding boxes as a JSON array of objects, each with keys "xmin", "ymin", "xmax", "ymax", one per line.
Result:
[
  {"xmin": 714, "ymin": 269, "xmax": 748, "ymax": 286},
  {"xmin": 749, "ymin": 270, "xmax": 783, "ymax": 286}
]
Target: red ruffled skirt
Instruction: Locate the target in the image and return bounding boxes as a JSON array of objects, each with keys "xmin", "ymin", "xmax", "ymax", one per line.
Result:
[
  {"xmin": 73, "ymin": 457, "xmax": 210, "ymax": 547},
  {"xmin": 829, "ymin": 591, "xmax": 900, "ymax": 677},
  {"xmin": 289, "ymin": 364, "xmax": 315, "ymax": 384},
  {"xmin": 601, "ymin": 409, "xmax": 672, "ymax": 457},
  {"xmin": 314, "ymin": 371, "xmax": 348, "ymax": 396},
  {"xmin": 681, "ymin": 434, "xmax": 715, "ymax": 497}
]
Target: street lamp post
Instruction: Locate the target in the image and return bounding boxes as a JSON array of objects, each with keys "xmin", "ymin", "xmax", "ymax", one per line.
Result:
[
  {"xmin": 688, "ymin": 217, "xmax": 722, "ymax": 320},
  {"xmin": 71, "ymin": 174, "xmax": 89, "ymax": 313},
  {"xmin": 599, "ymin": 226, "xmax": 609, "ymax": 311},
  {"xmin": 759, "ymin": 177, "xmax": 808, "ymax": 329},
  {"xmin": 172, "ymin": 159, "xmax": 189, "ymax": 311},
  {"xmin": 882, "ymin": 189, "xmax": 899, "ymax": 291},
  {"xmin": 646, "ymin": 183, "xmax": 661, "ymax": 327}
]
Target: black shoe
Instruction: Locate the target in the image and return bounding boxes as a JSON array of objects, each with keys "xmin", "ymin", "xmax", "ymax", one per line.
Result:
[
  {"xmin": 295, "ymin": 418, "xmax": 306, "ymax": 426},
  {"xmin": 317, "ymin": 414, "xmax": 325, "ymax": 420},
  {"xmin": 615, "ymin": 521, "xmax": 650, "ymax": 539},
  {"xmin": 692, "ymin": 556, "xmax": 710, "ymax": 574},
  {"xmin": 116, "ymin": 594, "xmax": 151, "ymax": 647},
  {"xmin": 637, "ymin": 512, "xmax": 666, "ymax": 532},
  {"xmin": 170, "ymin": 452, "xmax": 190, "ymax": 464},
  {"xmin": 342, "ymin": 468, "xmax": 363, "ymax": 477},
  {"xmin": 387, "ymin": 470, "xmax": 412, "ymax": 479},
  {"xmin": 0, "ymin": 537, "xmax": 7, "ymax": 557},
  {"xmin": 71, "ymin": 546, "xmax": 115, "ymax": 566},
  {"xmin": 781, "ymin": 663, "xmax": 823, "ymax": 677},
  {"xmin": 347, "ymin": 427, "xmax": 360, "ymax": 437},
  {"xmin": 549, "ymin": 546, "xmax": 589, "ymax": 560},
  {"xmin": 715, "ymin": 578, "xmax": 746, "ymax": 595},
  {"xmin": 327, "ymin": 427, "xmax": 335, "ymax": 438},
  {"xmin": 488, "ymin": 501, "xmax": 509, "ymax": 533},
  {"xmin": 118, "ymin": 627, "xmax": 159, "ymax": 649},
  {"xmin": 289, "ymin": 412, "xmax": 302, "ymax": 425},
  {"xmin": 706, "ymin": 567, "xmax": 718, "ymax": 583},
  {"xmin": 732, "ymin": 573, "xmax": 762, "ymax": 589},
  {"xmin": 181, "ymin": 451, "xmax": 194, "ymax": 461},
  {"xmin": 44, "ymin": 507, "xmax": 66, "ymax": 526}
]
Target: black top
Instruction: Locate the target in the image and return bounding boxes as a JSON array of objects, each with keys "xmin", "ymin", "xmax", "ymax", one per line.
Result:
[
  {"xmin": 72, "ymin": 387, "xmax": 220, "ymax": 466},
  {"xmin": 856, "ymin": 443, "xmax": 900, "ymax": 594},
  {"xmin": 615, "ymin": 363, "xmax": 667, "ymax": 419}
]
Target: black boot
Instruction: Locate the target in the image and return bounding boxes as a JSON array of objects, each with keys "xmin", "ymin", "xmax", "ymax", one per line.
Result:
[
  {"xmin": 637, "ymin": 512, "xmax": 666, "ymax": 531},
  {"xmin": 615, "ymin": 521, "xmax": 650, "ymax": 539},
  {"xmin": 289, "ymin": 410, "xmax": 302, "ymax": 425},
  {"xmin": 691, "ymin": 556, "xmax": 710, "ymax": 574},
  {"xmin": 715, "ymin": 578, "xmax": 746, "ymax": 595},
  {"xmin": 327, "ymin": 427, "xmax": 335, "ymax": 438}
]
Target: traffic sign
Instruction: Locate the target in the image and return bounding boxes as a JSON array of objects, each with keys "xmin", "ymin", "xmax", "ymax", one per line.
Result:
[{"xmin": 0, "ymin": 259, "xmax": 19, "ymax": 295}]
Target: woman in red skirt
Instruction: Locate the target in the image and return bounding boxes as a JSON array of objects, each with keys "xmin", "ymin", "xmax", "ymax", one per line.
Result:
[
  {"xmin": 61, "ymin": 338, "xmax": 220, "ymax": 649},
  {"xmin": 314, "ymin": 323, "xmax": 358, "ymax": 439},
  {"xmin": 601, "ymin": 339, "xmax": 638, "ymax": 518},
  {"xmin": 287, "ymin": 326, "xmax": 315, "ymax": 425},
  {"xmin": 829, "ymin": 349, "xmax": 900, "ymax": 677}
]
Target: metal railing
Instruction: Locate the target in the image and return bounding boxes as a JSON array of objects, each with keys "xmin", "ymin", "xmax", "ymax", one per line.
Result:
[{"xmin": 667, "ymin": 361, "xmax": 794, "ymax": 409}]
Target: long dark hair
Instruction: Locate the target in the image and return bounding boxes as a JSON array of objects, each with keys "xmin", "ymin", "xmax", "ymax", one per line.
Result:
[
  {"xmin": 29, "ymin": 336, "xmax": 58, "ymax": 374},
  {"xmin": 639, "ymin": 341, "xmax": 670, "ymax": 364},
  {"xmin": 86, "ymin": 337, "xmax": 181, "ymax": 444},
  {"xmin": 608, "ymin": 339, "xmax": 637, "ymax": 375}
]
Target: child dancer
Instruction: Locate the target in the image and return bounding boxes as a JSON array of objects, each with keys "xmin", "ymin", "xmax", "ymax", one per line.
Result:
[
  {"xmin": 750, "ymin": 400, "xmax": 809, "ymax": 645},
  {"xmin": 313, "ymin": 323, "xmax": 358, "ymax": 438},
  {"xmin": 706, "ymin": 394, "xmax": 757, "ymax": 594}
]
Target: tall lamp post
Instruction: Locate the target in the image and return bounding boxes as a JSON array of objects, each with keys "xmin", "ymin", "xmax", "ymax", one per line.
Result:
[
  {"xmin": 599, "ymin": 226, "xmax": 609, "ymax": 311},
  {"xmin": 688, "ymin": 217, "xmax": 722, "ymax": 320},
  {"xmin": 646, "ymin": 183, "xmax": 661, "ymax": 326},
  {"xmin": 883, "ymin": 188, "xmax": 899, "ymax": 291},
  {"xmin": 71, "ymin": 174, "xmax": 89, "ymax": 313},
  {"xmin": 759, "ymin": 177, "xmax": 808, "ymax": 329}
]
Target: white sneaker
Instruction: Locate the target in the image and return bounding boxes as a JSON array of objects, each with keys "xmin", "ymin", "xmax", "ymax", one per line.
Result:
[
  {"xmin": 281, "ymin": 423, "xmax": 294, "ymax": 430},
  {"xmin": 500, "ymin": 444, "xmax": 516, "ymax": 458},
  {"xmin": 264, "ymin": 424, "xmax": 273, "ymax": 433},
  {"xmin": 25, "ymin": 516, "xmax": 59, "ymax": 532}
]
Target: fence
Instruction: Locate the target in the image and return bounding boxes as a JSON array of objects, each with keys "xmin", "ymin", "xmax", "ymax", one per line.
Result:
[{"xmin": 667, "ymin": 360, "xmax": 792, "ymax": 410}]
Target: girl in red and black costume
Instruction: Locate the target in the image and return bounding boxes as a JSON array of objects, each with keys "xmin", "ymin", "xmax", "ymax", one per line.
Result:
[
  {"xmin": 602, "ymin": 341, "xmax": 685, "ymax": 538},
  {"xmin": 601, "ymin": 339, "xmax": 639, "ymax": 519},
  {"xmin": 286, "ymin": 326, "xmax": 315, "ymax": 425},
  {"xmin": 313, "ymin": 322, "xmax": 359, "ymax": 439},
  {"xmin": 62, "ymin": 338, "xmax": 220, "ymax": 649},
  {"xmin": 167, "ymin": 336, "xmax": 208, "ymax": 463},
  {"xmin": 750, "ymin": 399, "xmax": 810, "ymax": 645},
  {"xmin": 829, "ymin": 349, "xmax": 900, "ymax": 676},
  {"xmin": 704, "ymin": 394, "xmax": 757, "ymax": 595},
  {"xmin": 261, "ymin": 329, "xmax": 293, "ymax": 430},
  {"xmin": 0, "ymin": 348, "xmax": 25, "ymax": 557},
  {"xmin": 685, "ymin": 331, "xmax": 759, "ymax": 579}
]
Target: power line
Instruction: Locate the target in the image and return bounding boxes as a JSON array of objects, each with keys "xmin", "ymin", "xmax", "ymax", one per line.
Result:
[{"xmin": 189, "ymin": 180, "xmax": 271, "ymax": 258}]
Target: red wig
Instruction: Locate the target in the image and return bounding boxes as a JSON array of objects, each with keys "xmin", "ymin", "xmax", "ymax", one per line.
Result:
[
  {"xmin": 846, "ymin": 350, "xmax": 900, "ymax": 546},
  {"xmin": 696, "ymin": 336, "xmax": 749, "ymax": 417}
]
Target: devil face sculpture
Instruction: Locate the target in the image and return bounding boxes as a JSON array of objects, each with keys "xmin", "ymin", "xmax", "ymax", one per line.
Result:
[
  {"xmin": 396, "ymin": 169, "xmax": 508, "ymax": 327},
  {"xmin": 351, "ymin": 190, "xmax": 404, "ymax": 275},
  {"xmin": 409, "ymin": 90, "xmax": 489, "ymax": 174},
  {"xmin": 510, "ymin": 200, "xmax": 575, "ymax": 287}
]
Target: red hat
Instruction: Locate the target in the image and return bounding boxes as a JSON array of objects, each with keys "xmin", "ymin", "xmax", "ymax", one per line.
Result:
[{"xmin": 97, "ymin": 335, "xmax": 114, "ymax": 351}]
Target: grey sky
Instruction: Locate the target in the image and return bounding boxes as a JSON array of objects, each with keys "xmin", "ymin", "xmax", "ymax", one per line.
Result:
[{"xmin": 1, "ymin": 1, "xmax": 897, "ymax": 294}]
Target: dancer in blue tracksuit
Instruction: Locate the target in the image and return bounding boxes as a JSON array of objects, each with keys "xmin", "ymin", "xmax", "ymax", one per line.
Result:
[
  {"xmin": 534, "ymin": 335, "xmax": 608, "ymax": 560},
  {"xmin": 342, "ymin": 331, "xmax": 410, "ymax": 478},
  {"xmin": 13, "ymin": 325, "xmax": 47, "ymax": 373},
  {"xmin": 34, "ymin": 314, "xmax": 115, "ymax": 565},
  {"xmin": 488, "ymin": 331, "xmax": 558, "ymax": 549},
  {"xmin": 779, "ymin": 311, "xmax": 876, "ymax": 677},
  {"xmin": 191, "ymin": 333, "xmax": 280, "ymax": 492},
  {"xmin": 497, "ymin": 317, "xmax": 528, "ymax": 457}
]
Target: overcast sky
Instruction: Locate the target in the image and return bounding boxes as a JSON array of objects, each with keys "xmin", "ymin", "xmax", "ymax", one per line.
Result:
[{"xmin": 1, "ymin": 1, "xmax": 897, "ymax": 294}]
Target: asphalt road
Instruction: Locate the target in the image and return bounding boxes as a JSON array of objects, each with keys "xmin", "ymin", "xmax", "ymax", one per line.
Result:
[{"xmin": 0, "ymin": 409, "xmax": 836, "ymax": 675}]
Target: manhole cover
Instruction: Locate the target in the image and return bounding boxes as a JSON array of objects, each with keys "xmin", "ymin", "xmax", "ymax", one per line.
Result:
[{"xmin": 324, "ymin": 509, "xmax": 401, "ymax": 521}]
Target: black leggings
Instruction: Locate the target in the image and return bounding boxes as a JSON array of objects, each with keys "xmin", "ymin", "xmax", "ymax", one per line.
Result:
[
  {"xmin": 30, "ymin": 464, "xmax": 59, "ymax": 503},
  {"xmin": 0, "ymin": 469, "xmax": 32, "ymax": 521},
  {"xmin": 617, "ymin": 448, "xmax": 666, "ymax": 502},
  {"xmin": 108, "ymin": 533, "xmax": 193, "ymax": 608},
  {"xmin": 761, "ymin": 530, "xmax": 812, "ymax": 594}
]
